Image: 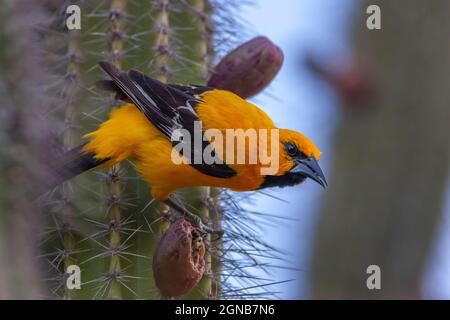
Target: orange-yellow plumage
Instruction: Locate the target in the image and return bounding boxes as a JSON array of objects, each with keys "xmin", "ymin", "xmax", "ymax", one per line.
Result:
[{"xmin": 83, "ymin": 89, "xmax": 322, "ymax": 200}]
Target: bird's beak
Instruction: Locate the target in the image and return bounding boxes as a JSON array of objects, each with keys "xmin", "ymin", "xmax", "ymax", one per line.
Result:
[{"xmin": 291, "ymin": 156, "xmax": 328, "ymax": 188}]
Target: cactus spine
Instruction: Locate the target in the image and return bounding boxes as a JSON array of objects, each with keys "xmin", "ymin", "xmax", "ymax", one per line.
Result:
[
  {"xmin": 105, "ymin": 0, "xmax": 128, "ymax": 299},
  {"xmin": 61, "ymin": 29, "xmax": 81, "ymax": 299}
]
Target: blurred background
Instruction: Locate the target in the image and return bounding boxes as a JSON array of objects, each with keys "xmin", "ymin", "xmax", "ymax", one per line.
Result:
[
  {"xmin": 243, "ymin": 0, "xmax": 450, "ymax": 299},
  {"xmin": 0, "ymin": 0, "xmax": 449, "ymax": 299}
]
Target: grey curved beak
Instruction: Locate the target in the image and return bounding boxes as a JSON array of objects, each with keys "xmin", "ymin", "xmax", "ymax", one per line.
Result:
[{"xmin": 290, "ymin": 156, "xmax": 328, "ymax": 188}]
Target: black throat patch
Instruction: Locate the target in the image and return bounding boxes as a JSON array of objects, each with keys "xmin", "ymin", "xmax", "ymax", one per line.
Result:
[{"xmin": 258, "ymin": 172, "xmax": 307, "ymax": 189}]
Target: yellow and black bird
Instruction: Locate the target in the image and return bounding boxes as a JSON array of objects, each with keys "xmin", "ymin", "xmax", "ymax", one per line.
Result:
[{"xmin": 53, "ymin": 61, "xmax": 327, "ymax": 234}]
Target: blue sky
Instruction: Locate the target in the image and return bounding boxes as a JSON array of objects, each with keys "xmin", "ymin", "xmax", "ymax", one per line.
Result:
[{"xmin": 423, "ymin": 173, "xmax": 450, "ymax": 299}]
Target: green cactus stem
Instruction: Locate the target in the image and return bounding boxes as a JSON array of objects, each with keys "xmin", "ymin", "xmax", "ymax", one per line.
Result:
[
  {"xmin": 152, "ymin": 0, "xmax": 171, "ymax": 83},
  {"xmin": 105, "ymin": 0, "xmax": 128, "ymax": 299},
  {"xmin": 61, "ymin": 29, "xmax": 81, "ymax": 300}
]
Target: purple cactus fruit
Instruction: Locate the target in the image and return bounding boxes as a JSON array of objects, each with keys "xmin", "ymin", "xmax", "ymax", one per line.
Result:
[
  {"xmin": 208, "ymin": 36, "xmax": 284, "ymax": 99},
  {"xmin": 152, "ymin": 219, "xmax": 206, "ymax": 297}
]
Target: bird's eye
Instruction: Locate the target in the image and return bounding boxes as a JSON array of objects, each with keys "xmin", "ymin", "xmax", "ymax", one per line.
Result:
[{"xmin": 285, "ymin": 142, "xmax": 298, "ymax": 157}]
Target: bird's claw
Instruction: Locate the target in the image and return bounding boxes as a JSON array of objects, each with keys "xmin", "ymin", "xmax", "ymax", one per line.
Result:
[
  {"xmin": 197, "ymin": 223, "xmax": 224, "ymax": 241},
  {"xmin": 181, "ymin": 210, "xmax": 223, "ymax": 241},
  {"xmin": 164, "ymin": 198, "xmax": 224, "ymax": 240}
]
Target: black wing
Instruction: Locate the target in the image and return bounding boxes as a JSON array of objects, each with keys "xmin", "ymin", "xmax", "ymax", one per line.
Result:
[
  {"xmin": 96, "ymin": 81, "xmax": 213, "ymax": 101},
  {"xmin": 97, "ymin": 61, "xmax": 236, "ymax": 179},
  {"xmin": 167, "ymin": 84, "xmax": 214, "ymax": 96}
]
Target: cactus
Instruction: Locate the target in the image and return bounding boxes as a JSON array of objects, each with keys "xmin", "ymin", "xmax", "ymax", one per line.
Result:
[
  {"xmin": 33, "ymin": 1, "xmax": 84, "ymax": 299},
  {"xmin": 61, "ymin": 28, "xmax": 81, "ymax": 300},
  {"xmin": 104, "ymin": 0, "xmax": 128, "ymax": 300},
  {"xmin": 151, "ymin": 0, "xmax": 171, "ymax": 82},
  {"xmin": 8, "ymin": 0, "xmax": 288, "ymax": 300},
  {"xmin": 0, "ymin": 0, "xmax": 56, "ymax": 298}
]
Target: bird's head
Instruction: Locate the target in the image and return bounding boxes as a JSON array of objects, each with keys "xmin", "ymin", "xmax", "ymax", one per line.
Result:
[{"xmin": 260, "ymin": 129, "xmax": 327, "ymax": 189}]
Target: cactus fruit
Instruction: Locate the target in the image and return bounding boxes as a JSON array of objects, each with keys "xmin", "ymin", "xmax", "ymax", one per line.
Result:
[
  {"xmin": 208, "ymin": 36, "xmax": 284, "ymax": 99},
  {"xmin": 153, "ymin": 219, "xmax": 206, "ymax": 297},
  {"xmin": 305, "ymin": 55, "xmax": 375, "ymax": 106}
]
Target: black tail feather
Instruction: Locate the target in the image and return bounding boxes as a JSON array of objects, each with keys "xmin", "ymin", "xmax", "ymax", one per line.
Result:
[{"xmin": 43, "ymin": 144, "xmax": 107, "ymax": 192}]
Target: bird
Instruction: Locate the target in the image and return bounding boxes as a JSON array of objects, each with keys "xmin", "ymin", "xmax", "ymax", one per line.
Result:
[{"xmin": 53, "ymin": 61, "xmax": 327, "ymax": 235}]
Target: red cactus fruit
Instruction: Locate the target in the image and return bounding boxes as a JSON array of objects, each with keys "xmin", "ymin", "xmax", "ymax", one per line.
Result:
[
  {"xmin": 306, "ymin": 55, "xmax": 375, "ymax": 106},
  {"xmin": 208, "ymin": 36, "xmax": 284, "ymax": 99},
  {"xmin": 152, "ymin": 219, "xmax": 206, "ymax": 297}
]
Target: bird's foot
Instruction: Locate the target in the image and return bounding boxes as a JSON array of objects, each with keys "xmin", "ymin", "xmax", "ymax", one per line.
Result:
[{"xmin": 163, "ymin": 199, "xmax": 224, "ymax": 240}]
